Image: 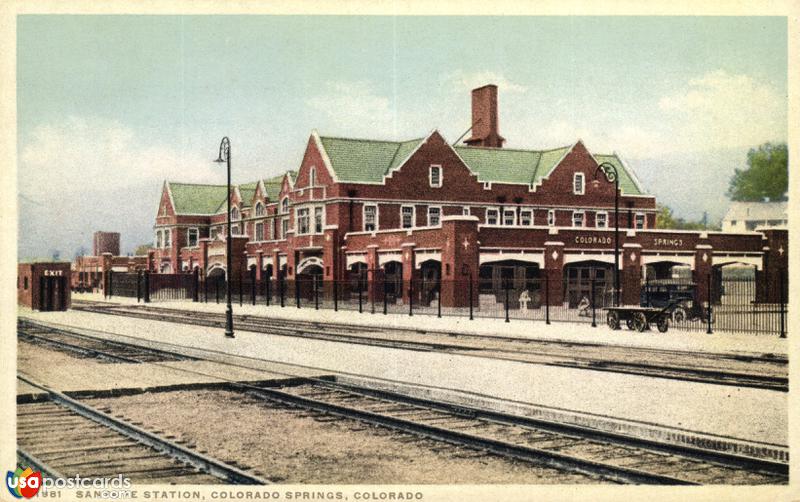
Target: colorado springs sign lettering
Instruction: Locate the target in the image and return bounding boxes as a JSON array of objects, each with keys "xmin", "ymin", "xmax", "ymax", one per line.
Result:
[
  {"xmin": 574, "ymin": 235, "xmax": 612, "ymax": 245},
  {"xmin": 653, "ymin": 237, "xmax": 685, "ymax": 247}
]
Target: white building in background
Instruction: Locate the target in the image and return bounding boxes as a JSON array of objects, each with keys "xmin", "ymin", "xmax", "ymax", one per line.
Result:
[{"xmin": 721, "ymin": 200, "xmax": 788, "ymax": 232}]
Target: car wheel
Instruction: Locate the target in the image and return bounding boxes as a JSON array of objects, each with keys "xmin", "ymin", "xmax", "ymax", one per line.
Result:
[
  {"xmin": 606, "ymin": 311, "xmax": 620, "ymax": 330},
  {"xmin": 672, "ymin": 307, "xmax": 687, "ymax": 323},
  {"xmin": 657, "ymin": 317, "xmax": 669, "ymax": 333},
  {"xmin": 633, "ymin": 312, "xmax": 648, "ymax": 332}
]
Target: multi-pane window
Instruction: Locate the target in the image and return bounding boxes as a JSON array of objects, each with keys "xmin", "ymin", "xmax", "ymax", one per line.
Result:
[
  {"xmin": 520, "ymin": 210, "xmax": 532, "ymax": 226},
  {"xmin": 429, "ymin": 165, "xmax": 442, "ymax": 187},
  {"xmin": 309, "ymin": 167, "xmax": 316, "ymax": 186},
  {"xmin": 210, "ymin": 228, "xmax": 219, "ymax": 240},
  {"xmin": 635, "ymin": 213, "xmax": 646, "ymax": 229},
  {"xmin": 547, "ymin": 209, "xmax": 556, "ymax": 226},
  {"xmin": 281, "ymin": 218, "xmax": 289, "ymax": 237},
  {"xmin": 314, "ymin": 206, "xmax": 324, "ymax": 233},
  {"xmin": 255, "ymin": 222, "xmax": 264, "ymax": 241},
  {"xmin": 297, "ymin": 208, "xmax": 310, "ymax": 234},
  {"xmin": 573, "ymin": 173, "xmax": 585, "ymax": 195},
  {"xmin": 281, "ymin": 198, "xmax": 289, "ymax": 214},
  {"xmin": 187, "ymin": 228, "xmax": 199, "ymax": 247},
  {"xmin": 486, "ymin": 208, "xmax": 499, "ymax": 225},
  {"xmin": 462, "ymin": 207, "xmax": 470, "ymax": 216},
  {"xmin": 596, "ymin": 212, "xmax": 608, "ymax": 229},
  {"xmin": 255, "ymin": 202, "xmax": 266, "ymax": 216},
  {"xmin": 231, "ymin": 207, "xmax": 241, "ymax": 220},
  {"xmin": 572, "ymin": 211, "xmax": 585, "ymax": 228},
  {"xmin": 428, "ymin": 206, "xmax": 441, "ymax": 226},
  {"xmin": 364, "ymin": 205, "xmax": 377, "ymax": 231},
  {"xmin": 269, "ymin": 220, "xmax": 276, "ymax": 240},
  {"xmin": 503, "ymin": 209, "xmax": 515, "ymax": 226},
  {"xmin": 164, "ymin": 230, "xmax": 172, "ymax": 247},
  {"xmin": 401, "ymin": 206, "xmax": 414, "ymax": 229},
  {"xmin": 156, "ymin": 230, "xmax": 163, "ymax": 248},
  {"xmin": 231, "ymin": 224, "xmax": 240, "ymax": 236}
]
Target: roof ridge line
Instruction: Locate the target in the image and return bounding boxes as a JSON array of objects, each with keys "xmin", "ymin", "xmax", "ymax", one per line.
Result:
[
  {"xmin": 319, "ymin": 134, "xmax": 423, "ymax": 145},
  {"xmin": 455, "ymin": 144, "xmax": 572, "ymax": 154}
]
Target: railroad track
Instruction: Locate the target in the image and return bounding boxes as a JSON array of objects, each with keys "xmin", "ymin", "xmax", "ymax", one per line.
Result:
[
  {"xmin": 71, "ymin": 302, "xmax": 788, "ymax": 391},
  {"xmin": 18, "ymin": 320, "xmax": 788, "ymax": 485},
  {"xmin": 16, "ymin": 375, "xmax": 267, "ymax": 485}
]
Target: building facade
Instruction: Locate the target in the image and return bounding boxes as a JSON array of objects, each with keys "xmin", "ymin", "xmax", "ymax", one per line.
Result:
[
  {"xmin": 149, "ymin": 85, "xmax": 787, "ymax": 307},
  {"xmin": 721, "ymin": 200, "xmax": 788, "ymax": 232},
  {"xmin": 93, "ymin": 231, "xmax": 121, "ymax": 256}
]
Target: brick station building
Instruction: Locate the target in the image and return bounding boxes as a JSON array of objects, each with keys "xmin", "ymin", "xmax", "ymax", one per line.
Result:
[{"xmin": 149, "ymin": 85, "xmax": 787, "ymax": 308}]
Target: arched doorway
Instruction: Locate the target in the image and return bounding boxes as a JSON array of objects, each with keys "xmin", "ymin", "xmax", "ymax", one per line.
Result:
[
  {"xmin": 383, "ymin": 261, "xmax": 403, "ymax": 301},
  {"xmin": 418, "ymin": 259, "xmax": 441, "ymax": 307},
  {"xmin": 160, "ymin": 262, "xmax": 173, "ymax": 274},
  {"xmin": 563, "ymin": 260, "xmax": 613, "ymax": 308},
  {"xmin": 478, "ymin": 259, "xmax": 541, "ymax": 302}
]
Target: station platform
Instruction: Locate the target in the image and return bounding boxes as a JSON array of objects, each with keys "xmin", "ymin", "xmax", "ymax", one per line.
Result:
[
  {"xmin": 71, "ymin": 293, "xmax": 787, "ymax": 357},
  {"xmin": 18, "ymin": 300, "xmax": 788, "ymax": 448}
]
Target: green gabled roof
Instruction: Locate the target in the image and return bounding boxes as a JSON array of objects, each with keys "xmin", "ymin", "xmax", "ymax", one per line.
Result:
[
  {"xmin": 593, "ymin": 154, "xmax": 644, "ymax": 195},
  {"xmin": 453, "ymin": 145, "xmax": 571, "ymax": 186},
  {"xmin": 168, "ymin": 182, "xmax": 229, "ymax": 215},
  {"xmin": 319, "ymin": 136, "xmax": 423, "ymax": 183},
  {"xmin": 262, "ymin": 174, "xmax": 285, "ymax": 201},
  {"xmin": 238, "ymin": 181, "xmax": 258, "ymax": 208}
]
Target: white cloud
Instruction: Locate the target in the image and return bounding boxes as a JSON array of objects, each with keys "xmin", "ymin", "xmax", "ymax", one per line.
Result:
[
  {"xmin": 443, "ymin": 70, "xmax": 528, "ymax": 94},
  {"xmin": 19, "ymin": 116, "xmax": 219, "ymax": 195},
  {"xmin": 306, "ymin": 81, "xmax": 398, "ymax": 138},
  {"xmin": 657, "ymin": 70, "xmax": 786, "ymax": 151}
]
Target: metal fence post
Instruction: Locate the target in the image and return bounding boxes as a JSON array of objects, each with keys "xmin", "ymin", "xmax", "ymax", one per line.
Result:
[
  {"xmin": 358, "ymin": 276, "xmax": 363, "ymax": 313},
  {"xmin": 437, "ymin": 277, "xmax": 442, "ymax": 318},
  {"xmin": 409, "ymin": 278, "xmax": 414, "ymax": 316},
  {"xmin": 545, "ymin": 275, "xmax": 550, "ymax": 325},
  {"xmin": 591, "ymin": 278, "xmax": 597, "ymax": 328},
  {"xmin": 315, "ymin": 277, "xmax": 320, "ymax": 310},
  {"xmin": 505, "ymin": 280, "xmax": 510, "ymax": 323},
  {"xmin": 280, "ymin": 273, "xmax": 285, "ymax": 307},
  {"xmin": 780, "ymin": 268, "xmax": 786, "ymax": 338},
  {"xmin": 383, "ymin": 275, "xmax": 388, "ymax": 315},
  {"xmin": 107, "ymin": 270, "xmax": 113, "ymax": 299},
  {"xmin": 706, "ymin": 272, "xmax": 713, "ymax": 334},
  {"xmin": 143, "ymin": 271, "xmax": 150, "ymax": 303},
  {"xmin": 194, "ymin": 268, "xmax": 200, "ymax": 302},
  {"xmin": 136, "ymin": 271, "xmax": 142, "ymax": 303},
  {"xmin": 251, "ymin": 268, "xmax": 256, "ymax": 306},
  {"xmin": 469, "ymin": 275, "xmax": 474, "ymax": 321},
  {"xmin": 371, "ymin": 271, "xmax": 376, "ymax": 315},
  {"xmin": 266, "ymin": 276, "xmax": 271, "ymax": 306},
  {"xmin": 239, "ymin": 269, "xmax": 243, "ymax": 307},
  {"xmin": 215, "ymin": 278, "xmax": 220, "ymax": 304},
  {"xmin": 296, "ymin": 278, "xmax": 301, "ymax": 308},
  {"xmin": 333, "ymin": 278, "xmax": 338, "ymax": 311}
]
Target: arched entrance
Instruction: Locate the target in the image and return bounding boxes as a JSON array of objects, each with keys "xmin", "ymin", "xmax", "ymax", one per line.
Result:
[
  {"xmin": 383, "ymin": 261, "xmax": 403, "ymax": 300},
  {"xmin": 563, "ymin": 260, "xmax": 613, "ymax": 308},
  {"xmin": 418, "ymin": 259, "xmax": 441, "ymax": 307},
  {"xmin": 479, "ymin": 260, "xmax": 541, "ymax": 302},
  {"xmin": 160, "ymin": 262, "xmax": 173, "ymax": 274}
]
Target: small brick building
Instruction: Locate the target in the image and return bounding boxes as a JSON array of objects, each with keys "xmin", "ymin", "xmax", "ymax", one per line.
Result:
[
  {"xmin": 18, "ymin": 261, "xmax": 72, "ymax": 311},
  {"xmin": 148, "ymin": 84, "xmax": 788, "ymax": 308},
  {"xmin": 93, "ymin": 231, "xmax": 121, "ymax": 256}
]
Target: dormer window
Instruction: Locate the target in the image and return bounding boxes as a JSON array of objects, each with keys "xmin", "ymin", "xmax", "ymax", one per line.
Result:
[
  {"xmin": 281, "ymin": 197, "xmax": 289, "ymax": 214},
  {"xmin": 429, "ymin": 165, "xmax": 442, "ymax": 188},
  {"xmin": 255, "ymin": 202, "xmax": 266, "ymax": 217},
  {"xmin": 573, "ymin": 173, "xmax": 585, "ymax": 195},
  {"xmin": 309, "ymin": 167, "xmax": 316, "ymax": 187},
  {"xmin": 231, "ymin": 207, "xmax": 241, "ymax": 220}
]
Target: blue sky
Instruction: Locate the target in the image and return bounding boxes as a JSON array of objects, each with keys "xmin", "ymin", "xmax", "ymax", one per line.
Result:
[{"xmin": 17, "ymin": 15, "xmax": 787, "ymax": 258}]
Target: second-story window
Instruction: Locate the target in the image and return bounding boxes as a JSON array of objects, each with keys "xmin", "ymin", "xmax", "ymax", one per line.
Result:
[
  {"xmin": 573, "ymin": 173, "xmax": 585, "ymax": 195},
  {"xmin": 486, "ymin": 208, "xmax": 499, "ymax": 225},
  {"xmin": 596, "ymin": 212, "xmax": 608, "ymax": 229},
  {"xmin": 520, "ymin": 210, "xmax": 532, "ymax": 226},
  {"xmin": 297, "ymin": 208, "xmax": 310, "ymax": 234},
  {"xmin": 231, "ymin": 206, "xmax": 241, "ymax": 221},
  {"xmin": 269, "ymin": 219, "xmax": 275, "ymax": 240},
  {"xmin": 635, "ymin": 213, "xmax": 646, "ymax": 229},
  {"xmin": 255, "ymin": 222, "xmax": 264, "ymax": 241},
  {"xmin": 281, "ymin": 217, "xmax": 289, "ymax": 238},
  {"xmin": 547, "ymin": 209, "xmax": 556, "ymax": 226},
  {"xmin": 363, "ymin": 205, "xmax": 377, "ymax": 232},
  {"xmin": 187, "ymin": 228, "xmax": 199, "ymax": 247},
  {"xmin": 429, "ymin": 165, "xmax": 442, "ymax": 188},
  {"xmin": 281, "ymin": 197, "xmax": 289, "ymax": 214},
  {"xmin": 428, "ymin": 206, "xmax": 441, "ymax": 226},
  {"xmin": 156, "ymin": 230, "xmax": 163, "ymax": 248},
  {"xmin": 309, "ymin": 167, "xmax": 316, "ymax": 187},
  {"xmin": 255, "ymin": 202, "xmax": 266, "ymax": 217},
  {"xmin": 401, "ymin": 206, "xmax": 414, "ymax": 229},
  {"xmin": 164, "ymin": 229, "xmax": 171, "ymax": 248},
  {"xmin": 314, "ymin": 206, "xmax": 324, "ymax": 233},
  {"xmin": 572, "ymin": 210, "xmax": 585, "ymax": 228},
  {"xmin": 503, "ymin": 209, "xmax": 516, "ymax": 226},
  {"xmin": 462, "ymin": 207, "xmax": 471, "ymax": 216}
]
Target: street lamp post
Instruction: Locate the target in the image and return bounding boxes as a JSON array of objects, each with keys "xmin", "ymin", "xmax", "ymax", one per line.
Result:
[
  {"xmin": 215, "ymin": 136, "xmax": 235, "ymax": 338},
  {"xmin": 593, "ymin": 162, "xmax": 620, "ymax": 307}
]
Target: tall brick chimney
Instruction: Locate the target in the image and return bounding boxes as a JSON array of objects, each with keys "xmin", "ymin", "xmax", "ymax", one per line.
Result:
[{"xmin": 463, "ymin": 84, "xmax": 505, "ymax": 148}]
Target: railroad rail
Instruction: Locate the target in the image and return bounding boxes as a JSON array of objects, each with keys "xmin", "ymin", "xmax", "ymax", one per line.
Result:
[
  {"xmin": 16, "ymin": 375, "xmax": 267, "ymax": 485},
  {"xmin": 18, "ymin": 320, "xmax": 788, "ymax": 485},
  {"xmin": 71, "ymin": 302, "xmax": 788, "ymax": 391}
]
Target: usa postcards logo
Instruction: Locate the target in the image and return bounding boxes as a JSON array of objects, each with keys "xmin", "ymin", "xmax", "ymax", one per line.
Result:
[{"xmin": 6, "ymin": 467, "xmax": 42, "ymax": 499}]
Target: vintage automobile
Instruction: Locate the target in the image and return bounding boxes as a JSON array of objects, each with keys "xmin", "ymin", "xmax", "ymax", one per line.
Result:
[{"xmin": 640, "ymin": 280, "xmax": 705, "ymax": 322}]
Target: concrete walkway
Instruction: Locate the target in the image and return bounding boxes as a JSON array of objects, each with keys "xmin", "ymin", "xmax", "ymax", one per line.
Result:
[
  {"xmin": 74, "ymin": 293, "xmax": 787, "ymax": 357},
  {"xmin": 21, "ymin": 305, "xmax": 787, "ymax": 446}
]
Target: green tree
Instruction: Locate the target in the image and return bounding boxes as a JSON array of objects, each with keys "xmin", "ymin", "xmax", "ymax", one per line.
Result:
[
  {"xmin": 727, "ymin": 142, "xmax": 788, "ymax": 201},
  {"xmin": 656, "ymin": 204, "xmax": 720, "ymax": 231},
  {"xmin": 134, "ymin": 244, "xmax": 151, "ymax": 256}
]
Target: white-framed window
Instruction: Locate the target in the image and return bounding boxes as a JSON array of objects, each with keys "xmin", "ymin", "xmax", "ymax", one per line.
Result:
[
  {"xmin": 483, "ymin": 182, "xmax": 492, "ymax": 190},
  {"xmin": 231, "ymin": 206, "xmax": 241, "ymax": 221},
  {"xmin": 503, "ymin": 209, "xmax": 516, "ymax": 226},
  {"xmin": 520, "ymin": 210, "xmax": 533, "ymax": 226},
  {"xmin": 255, "ymin": 222, "xmax": 264, "ymax": 241},
  {"xmin": 187, "ymin": 228, "xmax": 199, "ymax": 247},
  {"xmin": 573, "ymin": 172, "xmax": 585, "ymax": 195},
  {"xmin": 210, "ymin": 227, "xmax": 219, "ymax": 240},
  {"xmin": 427, "ymin": 206, "xmax": 441, "ymax": 226},
  {"xmin": 486, "ymin": 208, "xmax": 499, "ymax": 225},
  {"xmin": 596, "ymin": 211, "xmax": 608, "ymax": 229},
  {"xmin": 255, "ymin": 202, "xmax": 266, "ymax": 217},
  {"xmin": 164, "ymin": 229, "xmax": 171, "ymax": 247},
  {"xmin": 462, "ymin": 207, "xmax": 470, "ymax": 216},
  {"xmin": 155, "ymin": 230, "xmax": 163, "ymax": 248},
  {"xmin": 309, "ymin": 167, "xmax": 316, "ymax": 187},
  {"xmin": 547, "ymin": 209, "xmax": 556, "ymax": 227},
  {"xmin": 572, "ymin": 210, "xmax": 585, "ymax": 228},
  {"xmin": 429, "ymin": 165, "xmax": 442, "ymax": 188},
  {"xmin": 635, "ymin": 212, "xmax": 646, "ymax": 229},
  {"xmin": 363, "ymin": 204, "xmax": 377, "ymax": 232},
  {"xmin": 281, "ymin": 217, "xmax": 289, "ymax": 238},
  {"xmin": 314, "ymin": 206, "xmax": 324, "ymax": 233},
  {"xmin": 297, "ymin": 207, "xmax": 310, "ymax": 234},
  {"xmin": 401, "ymin": 205, "xmax": 415, "ymax": 229},
  {"xmin": 231, "ymin": 224, "xmax": 241, "ymax": 236},
  {"xmin": 269, "ymin": 219, "xmax": 275, "ymax": 240},
  {"xmin": 281, "ymin": 197, "xmax": 289, "ymax": 214}
]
